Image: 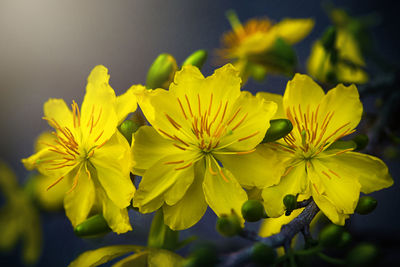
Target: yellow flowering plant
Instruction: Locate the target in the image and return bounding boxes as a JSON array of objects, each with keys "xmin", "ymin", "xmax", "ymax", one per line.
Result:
[
  {"xmin": 22, "ymin": 65, "xmax": 141, "ymax": 234},
  {"xmin": 132, "ymin": 64, "xmax": 283, "ymax": 230},
  {"xmin": 258, "ymin": 74, "xmax": 393, "ymax": 224}
]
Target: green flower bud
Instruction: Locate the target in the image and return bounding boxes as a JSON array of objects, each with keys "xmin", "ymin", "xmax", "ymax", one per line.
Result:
[
  {"xmin": 184, "ymin": 243, "xmax": 218, "ymax": 267},
  {"xmin": 352, "ymin": 134, "xmax": 369, "ymax": 151},
  {"xmin": 216, "ymin": 214, "xmax": 242, "ymax": 237},
  {"xmin": 321, "ymin": 26, "xmax": 337, "ymax": 51},
  {"xmin": 346, "ymin": 243, "xmax": 380, "ymax": 267},
  {"xmin": 74, "ymin": 214, "xmax": 111, "ymax": 237},
  {"xmin": 251, "ymin": 242, "xmax": 276, "ymax": 265},
  {"xmin": 118, "ymin": 120, "xmax": 139, "ymax": 144},
  {"xmin": 338, "ymin": 231, "xmax": 352, "ymax": 248},
  {"xmin": 319, "ymin": 224, "xmax": 344, "ymax": 248},
  {"xmin": 326, "ymin": 140, "xmax": 357, "ymax": 151},
  {"xmin": 146, "ymin": 53, "xmax": 178, "ymax": 89},
  {"xmin": 355, "ymin": 196, "xmax": 377, "ymax": 215},
  {"xmin": 283, "ymin": 194, "xmax": 297, "ymax": 212},
  {"xmin": 241, "ymin": 200, "xmax": 267, "ymax": 222},
  {"xmin": 262, "ymin": 119, "xmax": 293, "ymax": 143},
  {"xmin": 182, "ymin": 49, "xmax": 208, "ymax": 70}
]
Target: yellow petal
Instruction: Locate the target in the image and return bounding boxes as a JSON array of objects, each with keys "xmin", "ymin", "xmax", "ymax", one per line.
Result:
[
  {"xmin": 148, "ymin": 248, "xmax": 185, "ymax": 267},
  {"xmin": 336, "ymin": 62, "xmax": 369, "ymax": 84},
  {"xmin": 22, "ymin": 207, "xmax": 42, "ymax": 265},
  {"xmin": 0, "ymin": 161, "xmax": 18, "ymax": 197},
  {"xmin": 69, "ymin": 245, "xmax": 144, "ymax": 267},
  {"xmin": 133, "ymin": 154, "xmax": 198, "ymax": 213},
  {"xmin": 217, "ymin": 91, "xmax": 277, "ymax": 151},
  {"xmin": 261, "ymin": 162, "xmax": 309, "ymax": 217},
  {"xmin": 43, "ymin": 98, "xmax": 74, "ymax": 131},
  {"xmin": 318, "ymin": 83, "xmax": 363, "ymax": 145},
  {"xmin": 131, "ymin": 126, "xmax": 185, "ymax": 176},
  {"xmin": 163, "ymin": 159, "xmax": 207, "ymax": 230},
  {"xmin": 306, "ymin": 41, "xmax": 332, "ymax": 82},
  {"xmin": 81, "ymin": 65, "xmax": 118, "ymax": 145},
  {"xmin": 64, "ymin": 165, "xmax": 95, "ymax": 227},
  {"xmin": 215, "ymin": 143, "xmax": 286, "ymax": 188},
  {"xmin": 34, "ymin": 173, "xmax": 68, "ymax": 211},
  {"xmin": 169, "ymin": 65, "xmax": 205, "ymax": 99},
  {"xmin": 283, "ymin": 74, "xmax": 325, "ymax": 114},
  {"xmin": 259, "ymin": 208, "xmax": 303, "ymax": 237},
  {"xmin": 309, "ymin": 157, "xmax": 361, "ymax": 215},
  {"xmin": 273, "ymin": 18, "xmax": 315, "ymax": 44},
  {"xmin": 34, "ymin": 131, "xmax": 54, "ymax": 152},
  {"xmin": 113, "ymin": 251, "xmax": 148, "ymax": 267},
  {"xmin": 91, "ymin": 132, "xmax": 134, "ymax": 209},
  {"xmin": 116, "ymin": 85, "xmax": 143, "ymax": 125},
  {"xmin": 321, "ymin": 152, "xmax": 393, "ymax": 194},
  {"xmin": 256, "ymin": 92, "xmax": 285, "ymax": 119},
  {"xmin": 336, "ymin": 30, "xmax": 365, "ymax": 67},
  {"xmin": 312, "ymin": 191, "xmax": 348, "ymax": 225},
  {"xmin": 97, "ymin": 188, "xmax": 132, "ymax": 234},
  {"xmin": 202, "ymin": 156, "xmax": 247, "ymax": 221}
]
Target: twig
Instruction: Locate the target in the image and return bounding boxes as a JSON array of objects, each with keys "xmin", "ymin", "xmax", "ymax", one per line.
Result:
[{"xmin": 218, "ymin": 201, "xmax": 320, "ymax": 267}]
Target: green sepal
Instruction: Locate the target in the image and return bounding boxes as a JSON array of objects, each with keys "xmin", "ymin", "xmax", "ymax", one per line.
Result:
[
  {"xmin": 182, "ymin": 50, "xmax": 208, "ymax": 70},
  {"xmin": 241, "ymin": 200, "xmax": 267, "ymax": 222},
  {"xmin": 216, "ymin": 213, "xmax": 242, "ymax": 237},
  {"xmin": 321, "ymin": 26, "xmax": 337, "ymax": 52},
  {"xmin": 262, "ymin": 119, "xmax": 293, "ymax": 143},
  {"xmin": 251, "ymin": 242, "xmax": 276, "ymax": 265},
  {"xmin": 326, "ymin": 140, "xmax": 357, "ymax": 151},
  {"xmin": 74, "ymin": 214, "xmax": 111, "ymax": 237},
  {"xmin": 118, "ymin": 120, "xmax": 140, "ymax": 144},
  {"xmin": 355, "ymin": 196, "xmax": 377, "ymax": 215},
  {"xmin": 148, "ymin": 209, "xmax": 179, "ymax": 251},
  {"xmin": 346, "ymin": 243, "xmax": 380, "ymax": 267},
  {"xmin": 352, "ymin": 134, "xmax": 369, "ymax": 151},
  {"xmin": 283, "ymin": 194, "xmax": 297, "ymax": 213},
  {"xmin": 146, "ymin": 53, "xmax": 178, "ymax": 89},
  {"xmin": 319, "ymin": 224, "xmax": 344, "ymax": 248}
]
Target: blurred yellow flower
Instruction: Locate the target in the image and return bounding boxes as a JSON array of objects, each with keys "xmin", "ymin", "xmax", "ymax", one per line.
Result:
[
  {"xmin": 258, "ymin": 74, "xmax": 393, "ymax": 225},
  {"xmin": 132, "ymin": 64, "xmax": 281, "ymax": 230},
  {"xmin": 0, "ymin": 161, "xmax": 42, "ymax": 265},
  {"xmin": 217, "ymin": 11, "xmax": 314, "ymax": 82},
  {"xmin": 22, "ymin": 65, "xmax": 141, "ymax": 234}
]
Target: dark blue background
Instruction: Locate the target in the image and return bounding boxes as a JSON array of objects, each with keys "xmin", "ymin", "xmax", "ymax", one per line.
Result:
[{"xmin": 0, "ymin": 0, "xmax": 399, "ymax": 266}]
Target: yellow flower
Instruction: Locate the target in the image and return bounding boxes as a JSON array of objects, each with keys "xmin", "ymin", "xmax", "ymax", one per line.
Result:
[
  {"xmin": 217, "ymin": 12, "xmax": 314, "ymax": 81},
  {"xmin": 69, "ymin": 245, "xmax": 184, "ymax": 267},
  {"xmin": 22, "ymin": 65, "xmax": 141, "ymax": 234},
  {"xmin": 0, "ymin": 161, "xmax": 42, "ymax": 265},
  {"xmin": 258, "ymin": 74, "xmax": 393, "ymax": 225},
  {"xmin": 132, "ymin": 64, "xmax": 280, "ymax": 230},
  {"xmin": 307, "ymin": 28, "xmax": 368, "ymax": 84}
]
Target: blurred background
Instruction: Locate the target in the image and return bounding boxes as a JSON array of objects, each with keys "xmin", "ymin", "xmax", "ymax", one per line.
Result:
[{"xmin": 0, "ymin": 0, "xmax": 399, "ymax": 266}]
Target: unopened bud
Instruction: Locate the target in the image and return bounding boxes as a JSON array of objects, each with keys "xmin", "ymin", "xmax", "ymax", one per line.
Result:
[
  {"xmin": 283, "ymin": 194, "xmax": 297, "ymax": 213},
  {"xmin": 338, "ymin": 231, "xmax": 352, "ymax": 248},
  {"xmin": 352, "ymin": 134, "xmax": 369, "ymax": 151},
  {"xmin": 216, "ymin": 213, "xmax": 242, "ymax": 237},
  {"xmin": 262, "ymin": 119, "xmax": 293, "ymax": 143},
  {"xmin": 327, "ymin": 140, "xmax": 357, "ymax": 151},
  {"xmin": 74, "ymin": 214, "xmax": 111, "ymax": 237},
  {"xmin": 346, "ymin": 243, "xmax": 380, "ymax": 267},
  {"xmin": 321, "ymin": 26, "xmax": 337, "ymax": 51},
  {"xmin": 118, "ymin": 120, "xmax": 139, "ymax": 144},
  {"xmin": 241, "ymin": 200, "xmax": 267, "ymax": 222},
  {"xmin": 146, "ymin": 53, "xmax": 178, "ymax": 89},
  {"xmin": 355, "ymin": 196, "xmax": 377, "ymax": 215},
  {"xmin": 319, "ymin": 224, "xmax": 344, "ymax": 248},
  {"xmin": 251, "ymin": 242, "xmax": 276, "ymax": 265},
  {"xmin": 182, "ymin": 49, "xmax": 208, "ymax": 70}
]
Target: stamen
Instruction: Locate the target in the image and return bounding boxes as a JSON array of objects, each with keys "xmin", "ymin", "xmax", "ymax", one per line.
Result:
[
  {"xmin": 94, "ymin": 130, "xmax": 104, "ymax": 142},
  {"xmin": 220, "ymin": 101, "xmax": 228, "ymax": 124},
  {"xmin": 313, "ymin": 183, "xmax": 320, "ymax": 195},
  {"xmin": 175, "ymin": 162, "xmax": 193, "ymax": 170},
  {"xmin": 96, "ymin": 139, "xmax": 109, "ymax": 149},
  {"xmin": 238, "ymin": 131, "xmax": 259, "ymax": 142},
  {"xmin": 208, "ymin": 93, "xmax": 213, "ymax": 115},
  {"xmin": 185, "ymin": 94, "xmax": 193, "ymax": 117},
  {"xmin": 219, "ymin": 169, "xmax": 229, "ymax": 182},
  {"xmin": 335, "ymin": 148, "xmax": 353, "ymax": 155},
  {"xmin": 197, "ymin": 94, "xmax": 201, "ymax": 116},
  {"xmin": 45, "ymin": 163, "xmax": 75, "ymax": 170},
  {"xmin": 158, "ymin": 128, "xmax": 176, "ymax": 140},
  {"xmin": 321, "ymin": 171, "xmax": 332, "ymax": 180},
  {"xmin": 209, "ymin": 164, "xmax": 218, "ymax": 175},
  {"xmin": 329, "ymin": 169, "xmax": 341, "ymax": 178},
  {"xmin": 231, "ymin": 113, "xmax": 248, "ymax": 131},
  {"xmin": 165, "ymin": 113, "xmax": 182, "ymax": 130},
  {"xmin": 173, "ymin": 143, "xmax": 187, "ymax": 150},
  {"xmin": 164, "ymin": 160, "xmax": 185, "ymax": 165},
  {"xmin": 282, "ymin": 165, "xmax": 294, "ymax": 177},
  {"xmin": 46, "ymin": 175, "xmax": 65, "ymax": 191},
  {"xmin": 227, "ymin": 107, "xmax": 241, "ymax": 125},
  {"xmin": 173, "ymin": 135, "xmax": 190, "ymax": 147},
  {"xmin": 92, "ymin": 107, "xmax": 102, "ymax": 128},
  {"xmin": 177, "ymin": 98, "xmax": 188, "ymax": 120},
  {"xmin": 67, "ymin": 167, "xmax": 82, "ymax": 194}
]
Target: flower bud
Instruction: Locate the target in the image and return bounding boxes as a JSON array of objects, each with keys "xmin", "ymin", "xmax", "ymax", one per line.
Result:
[
  {"xmin": 346, "ymin": 243, "xmax": 380, "ymax": 267},
  {"xmin": 319, "ymin": 224, "xmax": 344, "ymax": 248},
  {"xmin": 251, "ymin": 242, "xmax": 276, "ymax": 265},
  {"xmin": 326, "ymin": 140, "xmax": 357, "ymax": 151},
  {"xmin": 355, "ymin": 196, "xmax": 377, "ymax": 215},
  {"xmin": 283, "ymin": 194, "xmax": 297, "ymax": 212},
  {"xmin": 184, "ymin": 243, "xmax": 218, "ymax": 267},
  {"xmin": 338, "ymin": 231, "xmax": 352, "ymax": 248},
  {"xmin": 118, "ymin": 120, "xmax": 139, "ymax": 144},
  {"xmin": 321, "ymin": 26, "xmax": 337, "ymax": 51},
  {"xmin": 241, "ymin": 200, "xmax": 267, "ymax": 222},
  {"xmin": 146, "ymin": 53, "xmax": 178, "ymax": 89},
  {"xmin": 216, "ymin": 213, "xmax": 242, "ymax": 237},
  {"xmin": 182, "ymin": 49, "xmax": 208, "ymax": 70},
  {"xmin": 352, "ymin": 134, "xmax": 369, "ymax": 151},
  {"xmin": 74, "ymin": 214, "xmax": 111, "ymax": 237},
  {"xmin": 262, "ymin": 119, "xmax": 293, "ymax": 143}
]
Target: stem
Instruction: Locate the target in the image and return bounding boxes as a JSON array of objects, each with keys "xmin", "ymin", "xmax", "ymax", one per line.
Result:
[
  {"xmin": 218, "ymin": 201, "xmax": 320, "ymax": 267},
  {"xmin": 318, "ymin": 253, "xmax": 346, "ymax": 265}
]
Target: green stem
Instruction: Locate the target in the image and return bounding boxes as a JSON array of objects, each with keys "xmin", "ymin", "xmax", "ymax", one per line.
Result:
[{"xmin": 318, "ymin": 252, "xmax": 346, "ymax": 265}]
